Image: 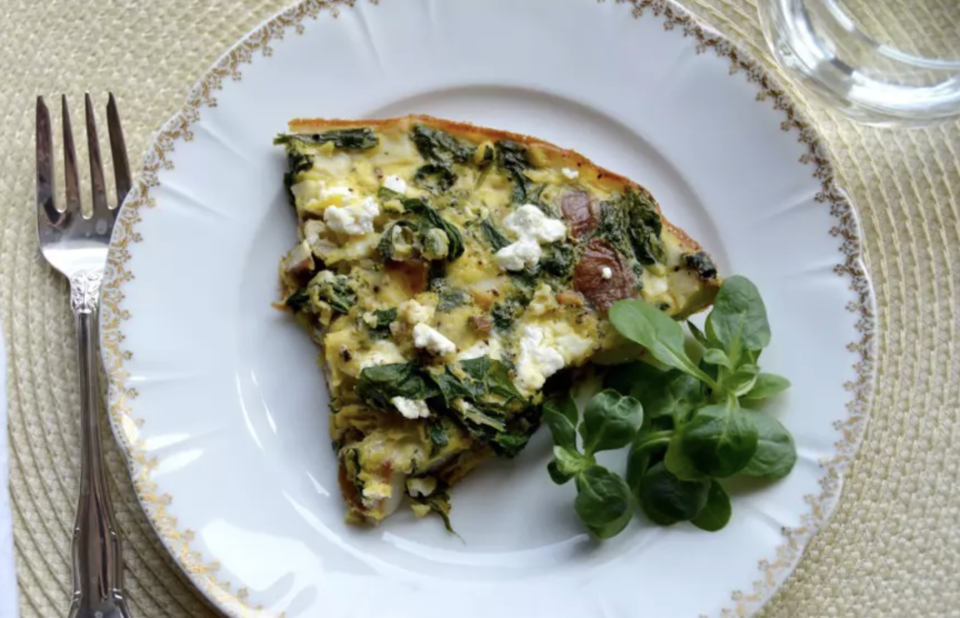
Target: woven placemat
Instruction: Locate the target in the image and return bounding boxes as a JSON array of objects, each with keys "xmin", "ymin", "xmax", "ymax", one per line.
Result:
[{"xmin": 2, "ymin": 0, "xmax": 958, "ymax": 616}]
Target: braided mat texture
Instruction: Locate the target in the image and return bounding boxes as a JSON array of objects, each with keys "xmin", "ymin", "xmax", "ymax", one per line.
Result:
[{"xmin": 2, "ymin": 0, "xmax": 957, "ymax": 616}]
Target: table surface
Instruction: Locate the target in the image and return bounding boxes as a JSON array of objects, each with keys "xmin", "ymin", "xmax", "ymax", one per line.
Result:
[{"xmin": 1, "ymin": 1, "xmax": 958, "ymax": 617}]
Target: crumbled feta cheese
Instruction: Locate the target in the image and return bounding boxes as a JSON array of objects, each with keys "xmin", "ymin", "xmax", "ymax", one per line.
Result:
[
  {"xmin": 399, "ymin": 299, "xmax": 434, "ymax": 325},
  {"xmin": 406, "ymin": 477, "xmax": 437, "ymax": 498},
  {"xmin": 516, "ymin": 325, "xmax": 565, "ymax": 392},
  {"xmin": 413, "ymin": 323, "xmax": 456, "ymax": 356},
  {"xmin": 555, "ymin": 333, "xmax": 594, "ymax": 362},
  {"xmin": 324, "ymin": 195, "xmax": 379, "ymax": 236},
  {"xmin": 457, "ymin": 338, "xmax": 503, "ymax": 361},
  {"xmin": 601, "ymin": 267, "xmax": 613, "ymax": 280},
  {"xmin": 357, "ymin": 340, "xmax": 406, "ymax": 371},
  {"xmin": 391, "ymin": 397, "xmax": 431, "ymax": 419},
  {"xmin": 457, "ymin": 338, "xmax": 502, "ymax": 361},
  {"xmin": 561, "ymin": 167, "xmax": 579, "ymax": 180},
  {"xmin": 494, "ymin": 238, "xmax": 542, "ymax": 271},
  {"xmin": 383, "ymin": 175, "xmax": 407, "ymax": 194},
  {"xmin": 643, "ymin": 273, "xmax": 670, "ymax": 298},
  {"xmin": 504, "ymin": 204, "xmax": 567, "ymax": 244}
]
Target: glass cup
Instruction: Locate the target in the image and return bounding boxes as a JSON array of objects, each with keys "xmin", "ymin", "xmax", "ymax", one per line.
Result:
[{"xmin": 759, "ymin": 0, "xmax": 960, "ymax": 126}]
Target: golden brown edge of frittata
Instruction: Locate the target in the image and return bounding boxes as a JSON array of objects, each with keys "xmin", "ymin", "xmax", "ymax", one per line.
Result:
[{"xmin": 280, "ymin": 114, "xmax": 721, "ymax": 523}]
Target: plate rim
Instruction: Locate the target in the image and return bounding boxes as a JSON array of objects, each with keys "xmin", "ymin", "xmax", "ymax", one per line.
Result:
[{"xmin": 99, "ymin": 0, "xmax": 879, "ymax": 616}]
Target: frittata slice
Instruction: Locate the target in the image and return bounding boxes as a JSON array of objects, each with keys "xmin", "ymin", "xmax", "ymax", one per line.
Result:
[{"xmin": 276, "ymin": 115, "xmax": 720, "ymax": 525}]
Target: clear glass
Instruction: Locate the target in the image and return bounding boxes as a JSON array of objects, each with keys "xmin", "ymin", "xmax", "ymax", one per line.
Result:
[{"xmin": 759, "ymin": 0, "xmax": 960, "ymax": 126}]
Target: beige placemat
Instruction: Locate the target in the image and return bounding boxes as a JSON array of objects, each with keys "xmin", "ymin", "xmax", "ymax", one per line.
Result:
[{"xmin": 1, "ymin": 0, "xmax": 958, "ymax": 616}]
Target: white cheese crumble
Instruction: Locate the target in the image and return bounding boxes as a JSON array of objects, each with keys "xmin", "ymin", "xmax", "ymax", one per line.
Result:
[
  {"xmin": 324, "ymin": 195, "xmax": 379, "ymax": 236},
  {"xmin": 602, "ymin": 267, "xmax": 613, "ymax": 280},
  {"xmin": 504, "ymin": 204, "xmax": 567, "ymax": 244},
  {"xmin": 643, "ymin": 273, "xmax": 670, "ymax": 298},
  {"xmin": 391, "ymin": 396, "xmax": 431, "ymax": 420},
  {"xmin": 413, "ymin": 323, "xmax": 456, "ymax": 356},
  {"xmin": 382, "ymin": 175, "xmax": 407, "ymax": 194},
  {"xmin": 494, "ymin": 238, "xmax": 542, "ymax": 272},
  {"xmin": 399, "ymin": 299, "xmax": 435, "ymax": 325},
  {"xmin": 457, "ymin": 338, "xmax": 503, "ymax": 361},
  {"xmin": 516, "ymin": 325, "xmax": 566, "ymax": 392},
  {"xmin": 561, "ymin": 167, "xmax": 580, "ymax": 180},
  {"xmin": 406, "ymin": 477, "xmax": 437, "ymax": 498}
]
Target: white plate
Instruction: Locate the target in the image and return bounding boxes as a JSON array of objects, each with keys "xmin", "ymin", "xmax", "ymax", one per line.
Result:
[{"xmin": 100, "ymin": 1, "xmax": 877, "ymax": 616}]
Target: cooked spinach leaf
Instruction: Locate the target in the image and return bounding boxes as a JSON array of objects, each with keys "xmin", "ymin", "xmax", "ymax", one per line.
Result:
[
  {"xmin": 402, "ymin": 198, "xmax": 465, "ymax": 261},
  {"xmin": 429, "ymin": 422, "xmax": 449, "ymax": 450},
  {"xmin": 496, "ymin": 140, "xmax": 536, "ymax": 204},
  {"xmin": 540, "ymin": 242, "xmax": 576, "ymax": 278},
  {"xmin": 437, "ymin": 286, "xmax": 469, "ymax": 311},
  {"xmin": 281, "ymin": 150, "xmax": 313, "ymax": 205},
  {"xmin": 284, "ymin": 289, "xmax": 310, "ymax": 311},
  {"xmin": 367, "ymin": 308, "xmax": 397, "ymax": 340},
  {"xmin": 275, "ymin": 128, "xmax": 378, "ymax": 150},
  {"xmin": 597, "ymin": 190, "xmax": 664, "ymax": 266},
  {"xmin": 414, "ymin": 163, "xmax": 458, "ymax": 193},
  {"xmin": 411, "ymin": 125, "xmax": 476, "ymax": 164},
  {"xmin": 481, "ymin": 218, "xmax": 511, "ymax": 252},
  {"xmin": 356, "ymin": 362, "xmax": 439, "ymax": 411},
  {"xmin": 682, "ymin": 251, "xmax": 718, "ymax": 280},
  {"xmin": 491, "ymin": 298, "xmax": 525, "ymax": 331},
  {"xmin": 310, "ymin": 272, "xmax": 357, "ymax": 315}
]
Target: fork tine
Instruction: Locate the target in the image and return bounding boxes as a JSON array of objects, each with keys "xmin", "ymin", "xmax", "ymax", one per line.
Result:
[
  {"xmin": 62, "ymin": 96, "xmax": 82, "ymax": 217},
  {"xmin": 106, "ymin": 93, "xmax": 131, "ymax": 207},
  {"xmin": 35, "ymin": 96, "xmax": 59, "ymax": 224},
  {"xmin": 84, "ymin": 93, "xmax": 109, "ymax": 217}
]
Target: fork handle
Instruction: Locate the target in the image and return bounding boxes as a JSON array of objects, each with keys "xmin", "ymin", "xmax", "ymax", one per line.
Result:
[{"xmin": 68, "ymin": 272, "xmax": 131, "ymax": 618}]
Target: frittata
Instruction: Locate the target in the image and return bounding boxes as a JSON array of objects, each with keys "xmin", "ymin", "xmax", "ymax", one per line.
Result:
[{"xmin": 276, "ymin": 115, "xmax": 720, "ymax": 526}]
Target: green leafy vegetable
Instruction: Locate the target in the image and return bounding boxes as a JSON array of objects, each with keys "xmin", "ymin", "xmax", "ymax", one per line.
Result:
[
  {"xmin": 663, "ymin": 432, "xmax": 706, "ymax": 481},
  {"xmin": 545, "ymin": 390, "xmax": 641, "ymax": 538},
  {"xmin": 636, "ymin": 462, "xmax": 710, "ymax": 525},
  {"xmin": 703, "ymin": 348, "xmax": 733, "ymax": 368},
  {"xmin": 436, "ymin": 286, "xmax": 469, "ymax": 311},
  {"xmin": 367, "ymin": 308, "xmax": 397, "ymax": 340},
  {"xmin": 598, "ymin": 275, "xmax": 793, "ymax": 535},
  {"xmin": 496, "ymin": 140, "xmax": 536, "ymax": 204},
  {"xmin": 595, "ymin": 190, "xmax": 664, "ymax": 267},
  {"xmin": 275, "ymin": 128, "xmax": 379, "ymax": 150},
  {"xmin": 740, "ymin": 410, "xmax": 797, "ymax": 479},
  {"xmin": 411, "ymin": 125, "xmax": 476, "ymax": 164},
  {"xmin": 743, "ymin": 373, "xmax": 792, "ymax": 400},
  {"xmin": 543, "ymin": 393, "xmax": 579, "ymax": 451},
  {"xmin": 574, "ymin": 466, "xmax": 635, "ymax": 539},
  {"xmin": 402, "ymin": 198, "xmax": 465, "ymax": 261},
  {"xmin": 357, "ymin": 363, "xmax": 439, "ymax": 411},
  {"xmin": 540, "ymin": 242, "xmax": 576, "ymax": 278},
  {"xmin": 705, "ymin": 275, "xmax": 771, "ymax": 367},
  {"xmin": 690, "ymin": 480, "xmax": 731, "ymax": 531},
  {"xmin": 579, "ymin": 390, "xmax": 644, "ymax": 455},
  {"xmin": 481, "ymin": 219, "xmax": 511, "ymax": 251},
  {"xmin": 414, "ymin": 163, "xmax": 457, "ymax": 193},
  {"xmin": 310, "ymin": 272, "xmax": 357, "ymax": 315},
  {"xmin": 284, "ymin": 289, "xmax": 310, "ymax": 312},
  {"xmin": 679, "ymin": 399, "xmax": 758, "ymax": 478},
  {"xmin": 682, "ymin": 251, "xmax": 719, "ymax": 280},
  {"xmin": 609, "ymin": 299, "xmax": 718, "ymax": 388},
  {"xmin": 429, "ymin": 422, "xmax": 449, "ymax": 450}
]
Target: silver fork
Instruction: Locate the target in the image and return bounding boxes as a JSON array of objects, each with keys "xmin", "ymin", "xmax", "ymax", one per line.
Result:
[{"xmin": 36, "ymin": 93, "xmax": 133, "ymax": 618}]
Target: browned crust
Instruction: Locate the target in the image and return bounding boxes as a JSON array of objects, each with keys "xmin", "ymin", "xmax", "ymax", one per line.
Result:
[{"xmin": 287, "ymin": 115, "xmax": 706, "ymax": 258}]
